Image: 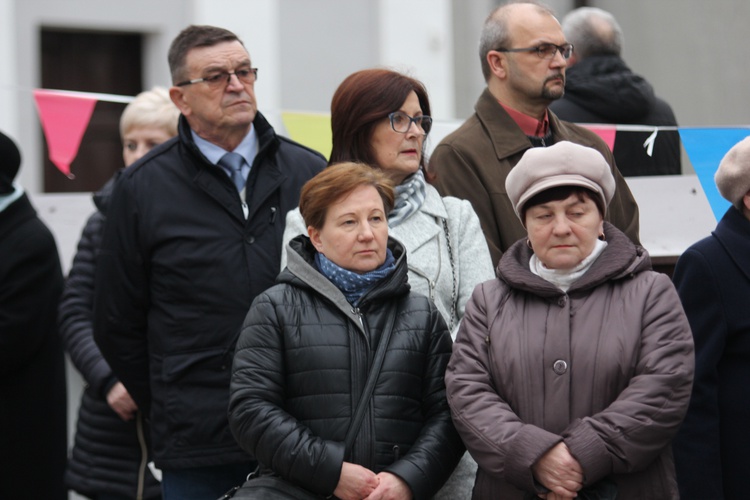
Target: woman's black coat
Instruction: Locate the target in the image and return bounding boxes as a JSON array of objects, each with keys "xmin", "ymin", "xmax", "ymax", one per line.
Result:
[
  {"xmin": 229, "ymin": 236, "xmax": 464, "ymax": 500},
  {"xmin": 58, "ymin": 177, "xmax": 161, "ymax": 499}
]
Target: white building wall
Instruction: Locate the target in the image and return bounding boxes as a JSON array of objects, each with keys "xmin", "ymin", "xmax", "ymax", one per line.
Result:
[
  {"xmin": 379, "ymin": 0, "xmax": 455, "ymax": 120},
  {"xmin": 0, "ymin": 0, "xmax": 19, "ymax": 148},
  {"xmin": 192, "ymin": 0, "xmax": 283, "ymax": 128},
  {"xmin": 593, "ymin": 0, "xmax": 750, "ymax": 126}
]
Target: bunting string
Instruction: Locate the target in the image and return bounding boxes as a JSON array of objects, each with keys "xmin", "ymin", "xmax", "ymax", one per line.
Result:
[{"xmin": 3, "ymin": 85, "xmax": 750, "ymax": 222}]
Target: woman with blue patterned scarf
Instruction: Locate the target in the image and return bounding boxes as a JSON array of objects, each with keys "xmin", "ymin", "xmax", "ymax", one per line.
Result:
[{"xmin": 229, "ymin": 163, "xmax": 464, "ymax": 500}]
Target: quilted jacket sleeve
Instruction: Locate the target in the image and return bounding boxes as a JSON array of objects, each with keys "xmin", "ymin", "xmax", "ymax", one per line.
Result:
[
  {"xmin": 58, "ymin": 211, "xmax": 117, "ymax": 397},
  {"xmin": 228, "ymin": 291, "xmax": 346, "ymax": 496},
  {"xmin": 383, "ymin": 304, "xmax": 465, "ymax": 500}
]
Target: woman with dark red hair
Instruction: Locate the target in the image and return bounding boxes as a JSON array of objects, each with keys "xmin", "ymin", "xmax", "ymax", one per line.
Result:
[
  {"xmin": 283, "ymin": 68, "xmax": 493, "ymax": 342},
  {"xmin": 281, "ymin": 68, "xmax": 494, "ymax": 498}
]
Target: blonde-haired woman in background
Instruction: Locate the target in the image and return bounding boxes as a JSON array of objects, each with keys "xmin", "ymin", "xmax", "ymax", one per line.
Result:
[{"xmin": 58, "ymin": 87, "xmax": 179, "ymax": 500}]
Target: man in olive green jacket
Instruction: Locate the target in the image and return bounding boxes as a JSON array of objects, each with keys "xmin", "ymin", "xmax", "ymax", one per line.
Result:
[{"xmin": 430, "ymin": 2, "xmax": 639, "ymax": 265}]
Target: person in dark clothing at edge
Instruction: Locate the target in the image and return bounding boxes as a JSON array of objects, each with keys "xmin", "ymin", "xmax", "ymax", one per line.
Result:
[
  {"xmin": 93, "ymin": 25, "xmax": 326, "ymax": 500},
  {"xmin": 672, "ymin": 136, "xmax": 750, "ymax": 499},
  {"xmin": 0, "ymin": 130, "xmax": 67, "ymax": 500},
  {"xmin": 550, "ymin": 7, "xmax": 682, "ymax": 176}
]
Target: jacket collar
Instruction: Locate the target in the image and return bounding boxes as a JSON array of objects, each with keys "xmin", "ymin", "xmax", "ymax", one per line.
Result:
[
  {"xmin": 180, "ymin": 111, "xmax": 283, "ymax": 222},
  {"xmin": 283, "ymin": 235, "xmax": 411, "ymax": 313},
  {"xmin": 0, "ymin": 193, "xmax": 35, "ymax": 239},
  {"xmin": 474, "ymin": 87, "xmax": 609, "ymax": 160},
  {"xmin": 93, "ymin": 169, "xmax": 123, "ymax": 214},
  {"xmin": 714, "ymin": 207, "xmax": 750, "ymax": 280},
  {"xmin": 419, "ymin": 184, "xmax": 448, "ymax": 219},
  {"xmin": 498, "ymin": 222, "xmax": 650, "ymax": 298},
  {"xmin": 390, "ymin": 185, "xmax": 445, "ymax": 252},
  {"xmin": 178, "ymin": 111, "xmax": 279, "ymax": 167}
]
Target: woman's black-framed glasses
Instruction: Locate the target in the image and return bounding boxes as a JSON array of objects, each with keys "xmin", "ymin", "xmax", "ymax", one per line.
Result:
[
  {"xmin": 495, "ymin": 43, "xmax": 573, "ymax": 60},
  {"xmin": 176, "ymin": 67, "xmax": 259, "ymax": 88},
  {"xmin": 388, "ymin": 111, "xmax": 433, "ymax": 135}
]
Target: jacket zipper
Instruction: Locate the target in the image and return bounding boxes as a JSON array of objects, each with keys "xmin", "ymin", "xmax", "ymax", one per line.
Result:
[
  {"xmin": 350, "ymin": 306, "xmax": 376, "ymax": 467},
  {"xmin": 409, "ymin": 266, "xmax": 436, "ymax": 301}
]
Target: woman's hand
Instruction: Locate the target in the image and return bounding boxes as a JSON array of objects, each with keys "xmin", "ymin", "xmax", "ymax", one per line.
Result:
[
  {"xmin": 333, "ymin": 462, "xmax": 379, "ymax": 500},
  {"xmin": 364, "ymin": 472, "xmax": 412, "ymax": 500},
  {"xmin": 106, "ymin": 382, "xmax": 138, "ymax": 421},
  {"xmin": 532, "ymin": 442, "xmax": 583, "ymax": 498}
]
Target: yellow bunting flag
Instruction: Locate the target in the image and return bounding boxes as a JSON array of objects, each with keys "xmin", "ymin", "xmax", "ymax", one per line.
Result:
[{"xmin": 281, "ymin": 112, "xmax": 332, "ymax": 159}]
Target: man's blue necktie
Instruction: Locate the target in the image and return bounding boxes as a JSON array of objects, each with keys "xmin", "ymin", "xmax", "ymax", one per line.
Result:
[{"xmin": 218, "ymin": 152, "xmax": 245, "ymax": 192}]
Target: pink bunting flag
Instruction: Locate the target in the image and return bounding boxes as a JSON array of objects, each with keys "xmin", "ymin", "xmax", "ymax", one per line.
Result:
[
  {"xmin": 581, "ymin": 124, "xmax": 617, "ymax": 152},
  {"xmin": 33, "ymin": 89, "xmax": 98, "ymax": 178}
]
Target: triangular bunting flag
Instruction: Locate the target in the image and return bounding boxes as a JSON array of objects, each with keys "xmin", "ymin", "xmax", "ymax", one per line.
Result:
[
  {"xmin": 33, "ymin": 89, "xmax": 98, "ymax": 178},
  {"xmin": 679, "ymin": 128, "xmax": 750, "ymax": 221},
  {"xmin": 581, "ymin": 124, "xmax": 616, "ymax": 152}
]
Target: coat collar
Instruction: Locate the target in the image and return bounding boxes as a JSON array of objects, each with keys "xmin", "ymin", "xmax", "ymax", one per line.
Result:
[
  {"xmin": 389, "ymin": 185, "xmax": 445, "ymax": 252},
  {"xmin": 283, "ymin": 235, "xmax": 411, "ymax": 313},
  {"xmin": 183, "ymin": 111, "xmax": 284, "ymax": 223},
  {"xmin": 474, "ymin": 87, "xmax": 610, "ymax": 160},
  {"xmin": 0, "ymin": 193, "xmax": 36, "ymax": 239},
  {"xmin": 498, "ymin": 222, "xmax": 649, "ymax": 298},
  {"xmin": 713, "ymin": 207, "xmax": 750, "ymax": 280}
]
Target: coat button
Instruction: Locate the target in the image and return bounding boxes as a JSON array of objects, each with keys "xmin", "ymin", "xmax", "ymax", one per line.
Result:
[
  {"xmin": 245, "ymin": 235, "xmax": 255, "ymax": 244},
  {"xmin": 553, "ymin": 359, "xmax": 568, "ymax": 375}
]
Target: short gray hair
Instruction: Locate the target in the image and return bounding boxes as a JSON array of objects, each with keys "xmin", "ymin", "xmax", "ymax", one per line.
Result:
[
  {"xmin": 479, "ymin": 1, "xmax": 557, "ymax": 82},
  {"xmin": 561, "ymin": 7, "xmax": 623, "ymax": 59}
]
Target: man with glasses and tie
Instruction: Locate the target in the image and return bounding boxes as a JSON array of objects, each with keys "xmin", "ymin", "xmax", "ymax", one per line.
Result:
[
  {"xmin": 430, "ymin": 1, "xmax": 640, "ymax": 265},
  {"xmin": 94, "ymin": 25, "xmax": 325, "ymax": 500}
]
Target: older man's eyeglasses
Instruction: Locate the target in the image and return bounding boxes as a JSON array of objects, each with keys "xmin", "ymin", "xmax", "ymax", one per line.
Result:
[
  {"xmin": 389, "ymin": 111, "xmax": 433, "ymax": 135},
  {"xmin": 176, "ymin": 67, "xmax": 259, "ymax": 88},
  {"xmin": 495, "ymin": 43, "xmax": 574, "ymax": 60}
]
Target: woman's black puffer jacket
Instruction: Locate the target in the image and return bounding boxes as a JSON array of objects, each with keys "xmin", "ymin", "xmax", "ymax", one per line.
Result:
[
  {"xmin": 229, "ymin": 236, "xmax": 464, "ymax": 500},
  {"xmin": 58, "ymin": 175, "xmax": 161, "ymax": 499}
]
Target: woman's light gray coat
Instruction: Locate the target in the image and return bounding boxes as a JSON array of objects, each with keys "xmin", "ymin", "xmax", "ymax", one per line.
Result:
[{"xmin": 281, "ymin": 184, "xmax": 494, "ymax": 339}]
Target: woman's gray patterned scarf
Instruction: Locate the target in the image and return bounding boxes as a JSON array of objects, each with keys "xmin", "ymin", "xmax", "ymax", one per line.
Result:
[{"xmin": 388, "ymin": 170, "xmax": 426, "ymax": 227}]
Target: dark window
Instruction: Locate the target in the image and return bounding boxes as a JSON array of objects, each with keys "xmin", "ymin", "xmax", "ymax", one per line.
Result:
[{"xmin": 40, "ymin": 28, "xmax": 142, "ymax": 192}]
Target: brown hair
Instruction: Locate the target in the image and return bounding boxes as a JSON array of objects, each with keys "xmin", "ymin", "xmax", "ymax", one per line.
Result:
[
  {"xmin": 299, "ymin": 162, "xmax": 395, "ymax": 230},
  {"xmin": 521, "ymin": 185, "xmax": 605, "ymax": 223},
  {"xmin": 168, "ymin": 25, "xmax": 243, "ymax": 83},
  {"xmin": 329, "ymin": 68, "xmax": 431, "ymax": 169}
]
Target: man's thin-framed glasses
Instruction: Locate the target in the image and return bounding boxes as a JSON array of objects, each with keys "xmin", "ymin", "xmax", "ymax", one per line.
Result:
[
  {"xmin": 388, "ymin": 111, "xmax": 433, "ymax": 135},
  {"xmin": 494, "ymin": 43, "xmax": 574, "ymax": 60},
  {"xmin": 176, "ymin": 67, "xmax": 259, "ymax": 87}
]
